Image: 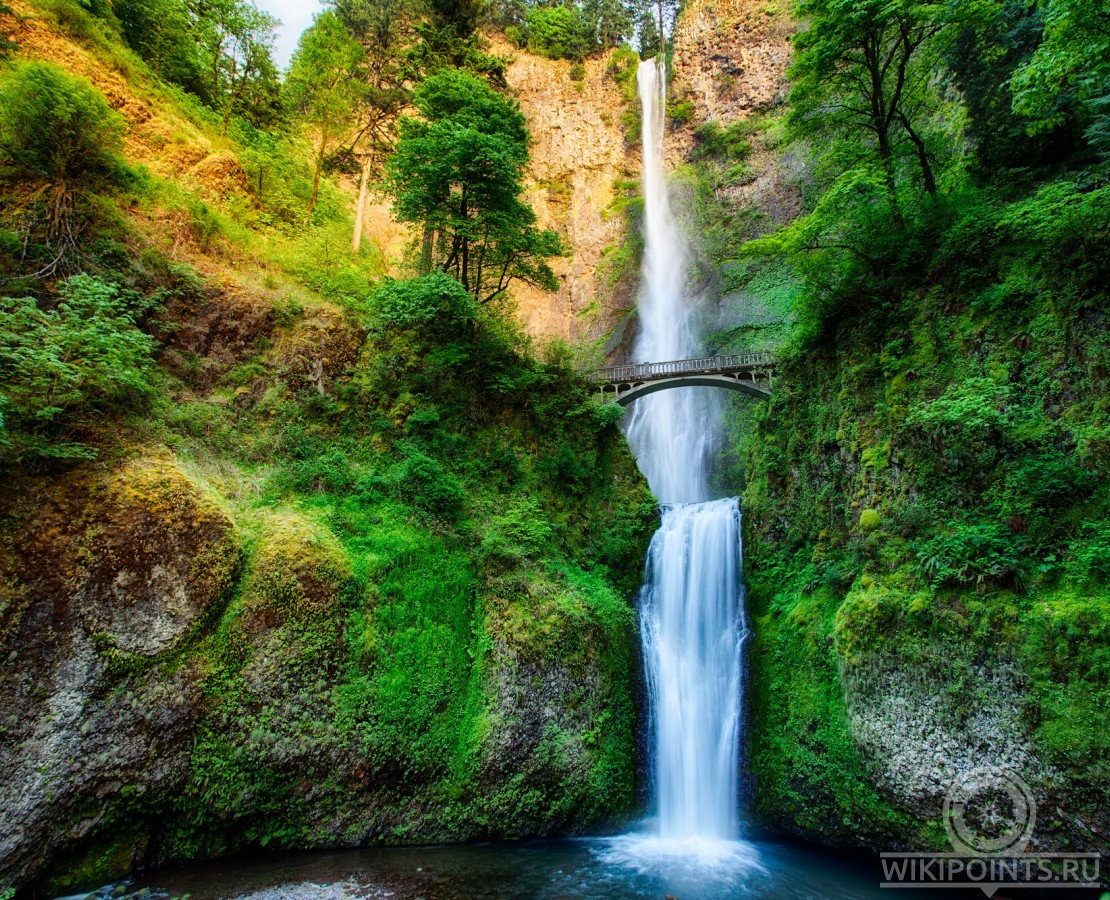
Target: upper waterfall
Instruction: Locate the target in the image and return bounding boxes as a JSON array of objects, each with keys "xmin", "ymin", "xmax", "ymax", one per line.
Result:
[{"xmin": 623, "ymin": 58, "xmax": 722, "ymax": 505}]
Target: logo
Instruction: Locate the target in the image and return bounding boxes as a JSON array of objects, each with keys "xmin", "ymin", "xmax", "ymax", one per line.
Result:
[
  {"xmin": 943, "ymin": 766, "xmax": 1037, "ymax": 857},
  {"xmin": 880, "ymin": 768, "xmax": 1103, "ymax": 896}
]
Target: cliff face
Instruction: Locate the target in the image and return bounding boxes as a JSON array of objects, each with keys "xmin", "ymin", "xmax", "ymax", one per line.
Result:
[
  {"xmin": 494, "ymin": 41, "xmax": 637, "ymax": 345},
  {"xmin": 668, "ymin": 0, "xmax": 802, "ymax": 232},
  {"xmin": 671, "ymin": 0, "xmax": 792, "ymax": 128}
]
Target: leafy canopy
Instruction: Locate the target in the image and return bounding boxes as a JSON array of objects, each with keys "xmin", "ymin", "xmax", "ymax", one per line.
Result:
[
  {"xmin": 383, "ymin": 69, "xmax": 562, "ymax": 303},
  {"xmin": 788, "ymin": 0, "xmax": 976, "ymax": 198}
]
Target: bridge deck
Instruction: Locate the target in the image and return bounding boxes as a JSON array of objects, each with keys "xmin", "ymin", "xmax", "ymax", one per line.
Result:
[{"xmin": 588, "ymin": 352, "xmax": 775, "ymax": 385}]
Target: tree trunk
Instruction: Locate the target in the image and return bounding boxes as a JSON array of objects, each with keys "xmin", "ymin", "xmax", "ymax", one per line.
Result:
[
  {"xmin": 353, "ymin": 154, "xmax": 373, "ymax": 254},
  {"xmin": 420, "ymin": 226, "xmax": 434, "ymax": 274},
  {"xmin": 900, "ymin": 115, "xmax": 937, "ymax": 196},
  {"xmin": 876, "ymin": 131, "xmax": 903, "ymax": 226},
  {"xmin": 460, "ymin": 192, "xmax": 469, "ymax": 292},
  {"xmin": 306, "ymin": 132, "xmax": 328, "ymax": 225}
]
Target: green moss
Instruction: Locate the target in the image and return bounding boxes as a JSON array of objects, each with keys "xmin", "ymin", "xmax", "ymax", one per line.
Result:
[
  {"xmin": 747, "ymin": 578, "xmax": 920, "ymax": 846},
  {"xmin": 35, "ymin": 825, "xmax": 148, "ymax": 897},
  {"xmin": 858, "ymin": 508, "xmax": 881, "ymax": 531},
  {"xmin": 737, "ymin": 178, "xmax": 1110, "ymax": 849}
]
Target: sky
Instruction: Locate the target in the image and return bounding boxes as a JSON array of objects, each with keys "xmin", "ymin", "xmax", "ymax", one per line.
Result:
[{"xmin": 254, "ymin": 0, "xmax": 326, "ymax": 69}]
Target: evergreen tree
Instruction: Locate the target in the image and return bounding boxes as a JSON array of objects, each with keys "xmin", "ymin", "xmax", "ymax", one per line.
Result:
[{"xmin": 384, "ymin": 69, "xmax": 561, "ymax": 302}]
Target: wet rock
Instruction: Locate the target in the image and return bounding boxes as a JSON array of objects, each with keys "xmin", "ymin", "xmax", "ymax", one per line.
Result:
[{"xmin": 0, "ymin": 459, "xmax": 237, "ymax": 889}]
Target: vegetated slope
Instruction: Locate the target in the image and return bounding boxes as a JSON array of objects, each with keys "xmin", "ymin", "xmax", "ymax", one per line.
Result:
[
  {"xmin": 0, "ymin": 3, "xmax": 655, "ymax": 894},
  {"xmin": 727, "ymin": 0, "xmax": 1110, "ymax": 855}
]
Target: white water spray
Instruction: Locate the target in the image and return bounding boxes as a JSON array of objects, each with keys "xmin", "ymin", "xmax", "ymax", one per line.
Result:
[{"xmin": 624, "ymin": 57, "xmax": 749, "ymax": 849}]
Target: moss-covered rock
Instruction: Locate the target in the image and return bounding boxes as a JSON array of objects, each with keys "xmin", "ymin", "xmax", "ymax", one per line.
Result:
[
  {"xmin": 238, "ymin": 511, "xmax": 354, "ymax": 632},
  {"xmin": 740, "ymin": 283, "xmax": 1110, "ymax": 854},
  {"xmin": 73, "ymin": 456, "xmax": 241, "ymax": 656},
  {"xmin": 0, "ymin": 458, "xmax": 230, "ymax": 892}
]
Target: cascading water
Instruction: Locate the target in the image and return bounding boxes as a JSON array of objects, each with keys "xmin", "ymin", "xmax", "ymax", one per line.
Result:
[{"xmin": 622, "ymin": 56, "xmax": 750, "ymax": 852}]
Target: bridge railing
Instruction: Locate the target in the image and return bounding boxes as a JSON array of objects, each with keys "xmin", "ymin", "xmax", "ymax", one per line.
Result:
[{"xmin": 587, "ymin": 352, "xmax": 775, "ymax": 385}]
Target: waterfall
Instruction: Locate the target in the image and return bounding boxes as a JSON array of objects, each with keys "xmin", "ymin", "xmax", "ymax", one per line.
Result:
[
  {"xmin": 623, "ymin": 59, "xmax": 720, "ymax": 505},
  {"xmin": 624, "ymin": 57, "xmax": 748, "ymax": 847}
]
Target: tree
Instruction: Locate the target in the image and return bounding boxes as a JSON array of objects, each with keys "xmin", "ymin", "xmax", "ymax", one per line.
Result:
[
  {"xmin": 193, "ymin": 0, "xmax": 280, "ymax": 134},
  {"xmin": 383, "ymin": 70, "xmax": 562, "ymax": 303},
  {"xmin": 1010, "ymin": 0, "xmax": 1110, "ymax": 155},
  {"xmin": 788, "ymin": 0, "xmax": 966, "ymax": 199},
  {"xmin": 636, "ymin": 0, "xmax": 677, "ymax": 57},
  {"xmin": 0, "ymin": 62, "xmax": 128, "ymax": 270},
  {"xmin": 288, "ymin": 11, "xmax": 365, "ymax": 223},
  {"xmin": 526, "ymin": 5, "xmax": 590, "ymax": 60},
  {"xmin": 331, "ymin": 0, "xmax": 420, "ymax": 252},
  {"xmin": 582, "ymin": 0, "xmax": 634, "ymax": 49},
  {"xmin": 637, "ymin": 5, "xmax": 660, "ymax": 57},
  {"xmin": 116, "ymin": 0, "xmax": 206, "ymax": 95}
]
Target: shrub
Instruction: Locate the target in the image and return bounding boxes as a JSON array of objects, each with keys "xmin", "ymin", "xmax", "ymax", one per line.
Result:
[
  {"xmin": 692, "ymin": 120, "xmax": 752, "ymax": 161},
  {"xmin": 390, "ymin": 447, "xmax": 465, "ymax": 519},
  {"xmin": 905, "ymin": 377, "xmax": 1012, "ymax": 437},
  {"xmin": 667, "ymin": 99, "xmax": 696, "ymax": 124},
  {"xmin": 481, "ymin": 496, "xmax": 554, "ymax": 561},
  {"xmin": 0, "ymin": 61, "xmax": 127, "ymax": 189},
  {"xmin": 0, "ymin": 275, "xmax": 156, "ymax": 460},
  {"xmin": 569, "ymin": 62, "xmax": 586, "ymax": 82},
  {"xmin": 1066, "ymin": 526, "xmax": 1110, "ymax": 586},
  {"xmin": 369, "ymin": 272, "xmax": 478, "ymax": 334}
]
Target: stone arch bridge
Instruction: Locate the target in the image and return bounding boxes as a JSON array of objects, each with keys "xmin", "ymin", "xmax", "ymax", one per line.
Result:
[{"xmin": 588, "ymin": 353, "xmax": 776, "ymax": 406}]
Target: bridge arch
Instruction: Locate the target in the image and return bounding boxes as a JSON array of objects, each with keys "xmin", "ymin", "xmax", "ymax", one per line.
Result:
[
  {"xmin": 601, "ymin": 374, "xmax": 772, "ymax": 407},
  {"xmin": 588, "ymin": 353, "xmax": 776, "ymax": 407}
]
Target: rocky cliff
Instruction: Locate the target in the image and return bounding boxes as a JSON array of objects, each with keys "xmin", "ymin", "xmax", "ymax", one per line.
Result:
[
  {"xmin": 495, "ymin": 41, "xmax": 639, "ymax": 346},
  {"xmin": 668, "ymin": 0, "xmax": 801, "ymax": 227}
]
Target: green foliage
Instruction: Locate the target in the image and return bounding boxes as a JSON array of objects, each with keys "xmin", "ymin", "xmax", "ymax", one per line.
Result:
[
  {"xmin": 788, "ymin": 0, "xmax": 977, "ymax": 200},
  {"xmin": 195, "ymin": 0, "xmax": 281, "ymax": 133},
  {"xmin": 0, "ymin": 275, "xmax": 156, "ymax": 461},
  {"xmin": 369, "ymin": 270, "xmax": 478, "ymax": 333},
  {"xmin": 481, "ymin": 495, "xmax": 554, "ymax": 561},
  {"xmin": 666, "ymin": 99, "xmax": 694, "ymax": 124},
  {"xmin": 946, "ymin": 0, "xmax": 1078, "ymax": 173},
  {"xmin": 692, "ymin": 120, "xmax": 751, "ymax": 161},
  {"xmin": 389, "ymin": 445, "xmax": 466, "ymax": 518},
  {"xmin": 1011, "ymin": 0, "xmax": 1110, "ymax": 139},
  {"xmin": 1066, "ymin": 525, "xmax": 1110, "ymax": 587},
  {"xmin": 384, "ymin": 69, "xmax": 562, "ymax": 302},
  {"xmin": 0, "ymin": 61, "xmax": 127, "ymax": 188},
  {"xmin": 287, "ymin": 10, "xmax": 366, "ymax": 222},
  {"xmin": 906, "ymin": 377, "xmax": 1011, "ymax": 436},
  {"xmin": 915, "ymin": 520, "xmax": 1024, "ymax": 589},
  {"xmin": 526, "ymin": 5, "xmax": 590, "ymax": 60},
  {"xmin": 746, "ymin": 581, "xmax": 920, "ymax": 846},
  {"xmin": 115, "ymin": 0, "xmax": 206, "ymax": 95}
]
